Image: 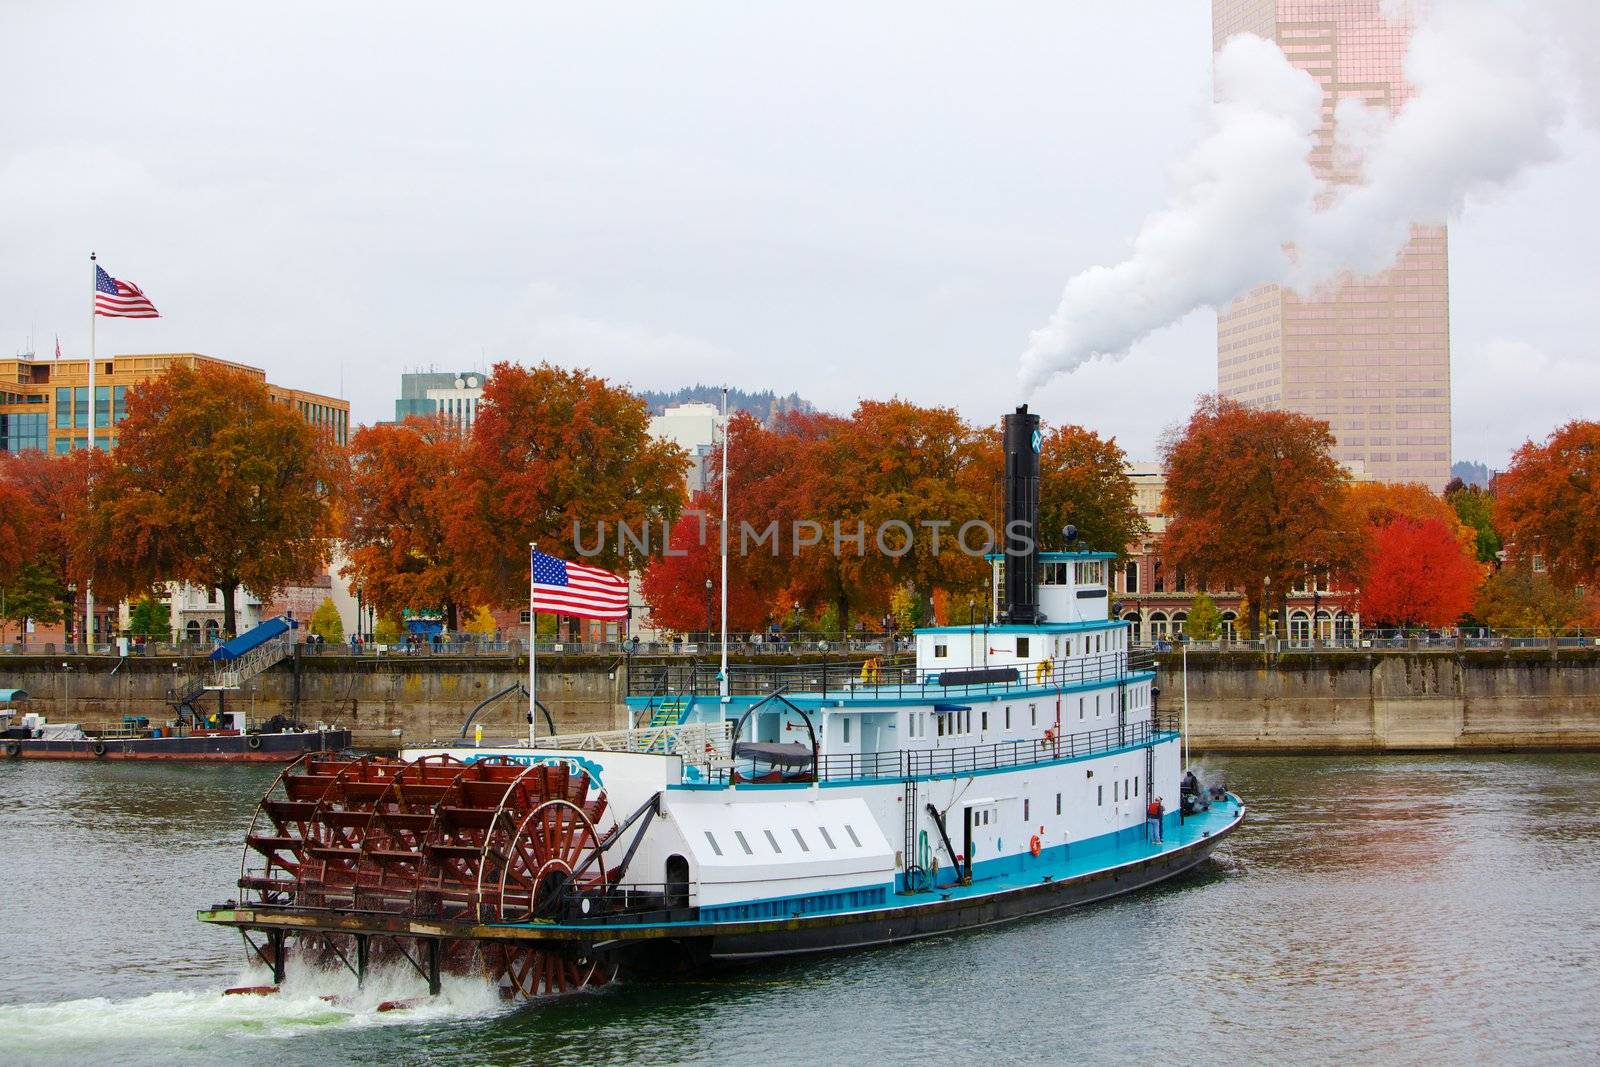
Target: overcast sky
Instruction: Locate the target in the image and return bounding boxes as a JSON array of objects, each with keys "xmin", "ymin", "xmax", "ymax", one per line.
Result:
[{"xmin": 2, "ymin": 2, "xmax": 1595, "ymax": 469}]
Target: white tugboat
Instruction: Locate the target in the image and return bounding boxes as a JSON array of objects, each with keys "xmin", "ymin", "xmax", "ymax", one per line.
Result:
[{"xmin": 204, "ymin": 405, "xmax": 1244, "ymax": 999}]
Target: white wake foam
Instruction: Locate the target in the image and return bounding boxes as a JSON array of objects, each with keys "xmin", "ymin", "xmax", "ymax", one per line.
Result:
[{"xmin": 0, "ymin": 962, "xmax": 510, "ymax": 1057}]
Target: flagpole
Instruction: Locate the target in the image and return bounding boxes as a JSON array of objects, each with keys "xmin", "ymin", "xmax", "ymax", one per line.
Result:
[
  {"xmin": 528, "ymin": 542, "xmax": 537, "ymax": 748},
  {"xmin": 718, "ymin": 387, "xmax": 729, "ymax": 718},
  {"xmin": 85, "ymin": 253, "xmax": 96, "ymax": 650}
]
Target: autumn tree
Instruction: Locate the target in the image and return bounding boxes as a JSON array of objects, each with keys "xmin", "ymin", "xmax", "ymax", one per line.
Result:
[
  {"xmin": 310, "ymin": 596, "xmax": 345, "ymax": 642},
  {"xmin": 87, "ymin": 364, "xmax": 344, "ymax": 636},
  {"xmin": 1475, "ymin": 568, "xmax": 1593, "ymax": 635},
  {"xmin": 342, "ymin": 415, "xmax": 475, "ymax": 629},
  {"xmin": 639, "ymin": 492, "xmax": 770, "ymax": 635},
  {"xmin": 0, "ymin": 479, "xmax": 33, "ymax": 590},
  {"xmin": 1036, "ymin": 425, "xmax": 1148, "ymax": 558},
  {"xmin": 1, "ymin": 449, "xmax": 98, "ymax": 637},
  {"xmin": 450, "ymin": 362, "xmax": 686, "ymax": 610},
  {"xmin": 1495, "ymin": 420, "xmax": 1600, "ymax": 589},
  {"xmin": 1445, "ymin": 478, "xmax": 1502, "ymax": 564},
  {"xmin": 1161, "ymin": 396, "xmax": 1354, "ymax": 637},
  {"xmin": 1344, "ymin": 481, "xmax": 1472, "ymax": 549},
  {"xmin": 1358, "ymin": 517, "xmax": 1482, "ymax": 628}
]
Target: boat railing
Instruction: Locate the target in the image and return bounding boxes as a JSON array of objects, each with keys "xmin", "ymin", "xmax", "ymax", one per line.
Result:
[
  {"xmin": 628, "ymin": 648, "xmax": 1155, "ymax": 701},
  {"xmin": 719, "ymin": 712, "xmax": 1181, "ymax": 787},
  {"xmin": 474, "ymin": 719, "xmax": 737, "ymax": 762}
]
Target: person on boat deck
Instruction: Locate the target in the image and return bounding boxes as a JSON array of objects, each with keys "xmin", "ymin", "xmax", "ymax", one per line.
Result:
[{"xmin": 1147, "ymin": 797, "xmax": 1164, "ymax": 844}]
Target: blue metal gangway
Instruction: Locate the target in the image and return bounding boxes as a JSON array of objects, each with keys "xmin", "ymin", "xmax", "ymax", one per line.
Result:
[{"xmin": 208, "ymin": 616, "xmax": 297, "ymax": 661}]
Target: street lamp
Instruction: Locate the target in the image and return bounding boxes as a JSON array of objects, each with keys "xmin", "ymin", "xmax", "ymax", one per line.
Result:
[
  {"xmin": 1262, "ymin": 575, "xmax": 1272, "ymax": 639},
  {"xmin": 704, "ymin": 578, "xmax": 714, "ymax": 647}
]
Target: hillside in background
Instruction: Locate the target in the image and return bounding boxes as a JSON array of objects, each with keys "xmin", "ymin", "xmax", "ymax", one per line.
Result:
[
  {"xmin": 1451, "ymin": 460, "xmax": 1491, "ymax": 489},
  {"xmin": 638, "ymin": 385, "xmax": 816, "ymax": 422}
]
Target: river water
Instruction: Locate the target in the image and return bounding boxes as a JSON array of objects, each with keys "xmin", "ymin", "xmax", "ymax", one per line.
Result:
[{"xmin": 1, "ymin": 753, "xmax": 1596, "ymax": 1066}]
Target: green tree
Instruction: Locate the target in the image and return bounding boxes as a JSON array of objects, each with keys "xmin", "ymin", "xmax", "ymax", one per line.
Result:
[
  {"xmin": 127, "ymin": 596, "xmax": 172, "ymax": 640},
  {"xmin": 87, "ymin": 365, "xmax": 345, "ymax": 637},
  {"xmin": 1445, "ymin": 479, "xmax": 1502, "ymax": 564},
  {"xmin": 310, "ymin": 596, "xmax": 344, "ymax": 642},
  {"xmin": 2, "ymin": 560, "xmax": 66, "ymax": 637},
  {"xmin": 1185, "ymin": 592, "xmax": 1221, "ymax": 640}
]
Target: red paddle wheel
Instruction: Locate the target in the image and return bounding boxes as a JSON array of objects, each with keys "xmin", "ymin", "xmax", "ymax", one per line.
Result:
[{"xmin": 234, "ymin": 752, "xmax": 620, "ymax": 999}]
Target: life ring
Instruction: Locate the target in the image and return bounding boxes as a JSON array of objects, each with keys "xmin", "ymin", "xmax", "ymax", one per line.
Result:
[
  {"xmin": 1029, "ymin": 835, "xmax": 1042, "ymax": 857},
  {"xmin": 92, "ymin": 741, "xmax": 108, "ymax": 757},
  {"xmin": 247, "ymin": 734, "xmax": 263, "ymax": 751},
  {"xmin": 3, "ymin": 741, "xmax": 21, "ymax": 759}
]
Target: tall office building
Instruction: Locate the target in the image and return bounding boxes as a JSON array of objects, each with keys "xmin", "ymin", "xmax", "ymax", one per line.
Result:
[{"xmin": 1212, "ymin": 1, "xmax": 1451, "ymax": 490}]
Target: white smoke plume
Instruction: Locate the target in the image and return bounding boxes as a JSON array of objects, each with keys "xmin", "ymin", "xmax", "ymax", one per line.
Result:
[{"xmin": 1018, "ymin": 0, "xmax": 1576, "ymax": 393}]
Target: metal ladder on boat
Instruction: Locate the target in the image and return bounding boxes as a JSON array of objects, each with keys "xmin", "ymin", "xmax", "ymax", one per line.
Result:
[{"xmin": 902, "ymin": 776, "xmax": 923, "ymax": 892}]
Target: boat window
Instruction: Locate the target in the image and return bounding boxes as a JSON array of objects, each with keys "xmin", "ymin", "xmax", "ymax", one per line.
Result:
[
  {"xmin": 1029, "ymin": 704, "xmax": 1037, "ymax": 726},
  {"xmin": 734, "ymin": 830, "xmax": 753, "ymax": 855},
  {"xmin": 841, "ymin": 718, "xmax": 851, "ymax": 744},
  {"xmin": 1114, "ymin": 781, "xmax": 1119, "ymax": 801},
  {"xmin": 981, "ymin": 710, "xmax": 988, "ymax": 732},
  {"xmin": 1023, "ymin": 798, "xmax": 1030, "ymax": 821},
  {"xmin": 819, "ymin": 826, "xmax": 837, "ymax": 849},
  {"xmin": 934, "ymin": 643, "xmax": 948, "ymax": 658},
  {"xmin": 764, "ymin": 830, "xmax": 783, "ymax": 854},
  {"xmin": 1017, "ymin": 637, "xmax": 1030, "ymax": 658},
  {"xmin": 704, "ymin": 832, "xmax": 723, "ymax": 857},
  {"xmin": 792, "ymin": 828, "xmax": 810, "ymax": 852},
  {"xmin": 1096, "ymin": 695, "xmax": 1102, "ymax": 718},
  {"xmin": 937, "ymin": 715, "xmax": 946, "ymax": 738},
  {"xmin": 1134, "ymin": 779, "xmax": 1139, "ymax": 797},
  {"xmin": 1056, "ymin": 793, "xmax": 1062, "ymax": 815},
  {"xmin": 1098, "ymin": 785, "xmax": 1103, "ymax": 806},
  {"xmin": 844, "ymin": 824, "xmax": 862, "ymax": 848},
  {"xmin": 1005, "ymin": 706, "xmax": 1011, "ymax": 729},
  {"xmin": 1078, "ymin": 698, "xmax": 1084, "ymax": 720}
]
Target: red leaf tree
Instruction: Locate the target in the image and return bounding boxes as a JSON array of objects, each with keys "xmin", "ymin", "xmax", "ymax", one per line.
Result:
[
  {"xmin": 1358, "ymin": 516, "xmax": 1482, "ymax": 628},
  {"xmin": 639, "ymin": 492, "xmax": 771, "ymax": 635}
]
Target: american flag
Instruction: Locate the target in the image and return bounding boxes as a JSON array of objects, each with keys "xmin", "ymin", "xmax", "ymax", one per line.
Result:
[
  {"xmin": 95, "ymin": 265, "xmax": 160, "ymax": 318},
  {"xmin": 531, "ymin": 548, "xmax": 628, "ymax": 620}
]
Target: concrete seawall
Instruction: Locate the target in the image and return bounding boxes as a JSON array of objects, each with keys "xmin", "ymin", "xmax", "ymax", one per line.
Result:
[{"xmin": 2, "ymin": 648, "xmax": 1598, "ymax": 752}]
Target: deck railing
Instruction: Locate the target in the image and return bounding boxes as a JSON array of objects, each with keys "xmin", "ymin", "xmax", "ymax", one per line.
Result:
[{"xmin": 628, "ymin": 648, "xmax": 1155, "ymax": 702}]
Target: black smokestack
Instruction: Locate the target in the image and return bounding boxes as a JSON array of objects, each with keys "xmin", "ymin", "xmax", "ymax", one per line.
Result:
[{"xmin": 1000, "ymin": 404, "xmax": 1043, "ymax": 624}]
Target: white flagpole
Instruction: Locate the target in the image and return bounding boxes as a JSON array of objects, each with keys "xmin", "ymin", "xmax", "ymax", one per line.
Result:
[
  {"xmin": 719, "ymin": 386, "xmax": 729, "ymax": 713},
  {"xmin": 85, "ymin": 253, "xmax": 96, "ymax": 650},
  {"xmin": 529, "ymin": 542, "xmax": 538, "ymax": 747}
]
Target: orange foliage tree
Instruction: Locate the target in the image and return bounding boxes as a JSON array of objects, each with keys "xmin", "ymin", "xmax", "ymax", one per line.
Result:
[
  {"xmin": 450, "ymin": 363, "xmax": 687, "ymax": 610},
  {"xmin": 86, "ymin": 365, "xmax": 345, "ymax": 636},
  {"xmin": 1161, "ymin": 396, "xmax": 1355, "ymax": 637},
  {"xmin": 1036, "ymin": 425, "xmax": 1148, "ymax": 559},
  {"xmin": 0, "ymin": 449, "xmax": 97, "ymax": 635},
  {"xmin": 1496, "ymin": 419, "xmax": 1600, "ymax": 589},
  {"xmin": 1344, "ymin": 481, "xmax": 1473, "ymax": 548},
  {"xmin": 342, "ymin": 416, "xmax": 475, "ymax": 630},
  {"xmin": 1358, "ymin": 516, "xmax": 1482, "ymax": 627},
  {"xmin": 0, "ymin": 478, "xmax": 33, "ymax": 586}
]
